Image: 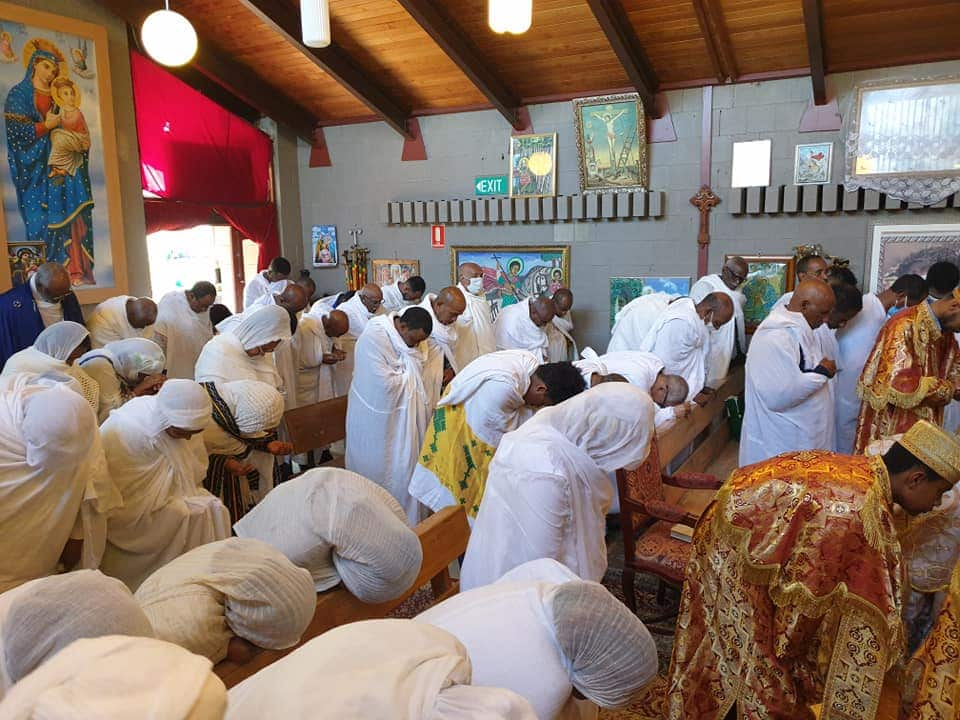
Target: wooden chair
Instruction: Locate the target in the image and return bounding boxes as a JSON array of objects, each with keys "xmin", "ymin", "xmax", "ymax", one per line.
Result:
[
  {"xmin": 214, "ymin": 504, "xmax": 471, "ymax": 688},
  {"xmin": 282, "ymin": 394, "xmax": 348, "ymax": 469}
]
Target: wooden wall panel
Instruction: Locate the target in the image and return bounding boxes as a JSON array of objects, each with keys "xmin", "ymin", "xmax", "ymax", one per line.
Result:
[{"xmin": 719, "ymin": 0, "xmax": 808, "ymax": 74}]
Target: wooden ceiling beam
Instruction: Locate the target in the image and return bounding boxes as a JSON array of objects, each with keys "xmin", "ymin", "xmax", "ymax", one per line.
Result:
[
  {"xmin": 393, "ymin": 0, "xmax": 523, "ymax": 129},
  {"xmin": 234, "ymin": 0, "xmax": 413, "ymax": 138},
  {"xmin": 691, "ymin": 0, "xmax": 739, "ymax": 83},
  {"xmin": 801, "ymin": 0, "xmax": 828, "ymax": 105},
  {"xmin": 584, "ymin": 0, "xmax": 658, "ymax": 113}
]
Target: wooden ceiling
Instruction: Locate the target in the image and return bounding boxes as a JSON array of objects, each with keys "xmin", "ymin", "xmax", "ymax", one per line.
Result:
[{"xmin": 99, "ymin": 0, "xmax": 960, "ymax": 141}]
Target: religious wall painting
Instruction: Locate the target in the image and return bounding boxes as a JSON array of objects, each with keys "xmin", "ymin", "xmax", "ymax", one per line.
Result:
[
  {"xmin": 572, "ymin": 93, "xmax": 648, "ymax": 193},
  {"xmin": 794, "ymin": 142, "xmax": 832, "ymax": 185},
  {"xmin": 868, "ymin": 224, "xmax": 960, "ymax": 293},
  {"xmin": 311, "ymin": 224, "xmax": 338, "ymax": 267},
  {"xmin": 508, "ymin": 133, "xmax": 557, "ymax": 198},
  {"xmin": 372, "ymin": 258, "xmax": 419, "ymax": 287},
  {"xmin": 6, "ymin": 238, "xmax": 42, "ymax": 286},
  {"xmin": 609, "ymin": 276, "xmax": 691, "ymax": 328},
  {"xmin": 449, "ymin": 245, "xmax": 570, "ymax": 320},
  {"xmin": 0, "ymin": 3, "xmax": 126, "ymax": 303},
  {"xmin": 729, "ymin": 254, "xmax": 796, "ymax": 332}
]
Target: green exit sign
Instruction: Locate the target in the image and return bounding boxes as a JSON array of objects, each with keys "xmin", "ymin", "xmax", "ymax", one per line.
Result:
[{"xmin": 474, "ymin": 175, "xmax": 508, "ymax": 196}]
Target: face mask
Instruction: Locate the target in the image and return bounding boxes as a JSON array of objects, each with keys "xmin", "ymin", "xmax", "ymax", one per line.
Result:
[
  {"xmin": 467, "ymin": 277, "xmax": 483, "ymax": 295},
  {"xmin": 887, "ymin": 305, "xmax": 902, "ymax": 319}
]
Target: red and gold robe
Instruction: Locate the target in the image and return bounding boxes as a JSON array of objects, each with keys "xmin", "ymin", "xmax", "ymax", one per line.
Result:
[
  {"xmin": 854, "ymin": 302, "xmax": 958, "ymax": 453},
  {"xmin": 667, "ymin": 451, "xmax": 905, "ymax": 720}
]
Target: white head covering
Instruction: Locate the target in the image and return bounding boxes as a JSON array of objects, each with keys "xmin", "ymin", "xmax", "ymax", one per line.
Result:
[
  {"xmin": 134, "ymin": 538, "xmax": 315, "ymax": 663},
  {"xmin": 234, "ymin": 468, "xmax": 422, "ymax": 600},
  {"xmin": 0, "ymin": 570, "xmax": 154, "ymax": 695},
  {"xmin": 156, "ymin": 379, "xmax": 212, "ymax": 432},
  {"xmin": 80, "ymin": 338, "xmax": 165, "ymax": 384},
  {"xmin": 32, "ymin": 321, "xmax": 88, "ymax": 361},
  {"xmin": 0, "ymin": 635, "xmax": 227, "ymax": 720},
  {"xmin": 229, "ymin": 305, "xmax": 291, "ymax": 351},
  {"xmin": 215, "ymin": 380, "xmax": 283, "ymax": 435}
]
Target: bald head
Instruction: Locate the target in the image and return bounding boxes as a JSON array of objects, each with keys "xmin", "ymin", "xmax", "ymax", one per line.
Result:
[
  {"xmin": 650, "ymin": 371, "xmax": 689, "ymax": 407},
  {"xmin": 787, "ymin": 279, "xmax": 835, "ymax": 329},
  {"xmin": 529, "ymin": 296, "xmax": 556, "ymax": 327},
  {"xmin": 276, "ymin": 283, "xmax": 308, "ymax": 314},
  {"xmin": 322, "ymin": 309, "xmax": 349, "ymax": 337},
  {"xmin": 358, "ymin": 283, "xmax": 384, "ymax": 314},
  {"xmin": 553, "ymin": 288, "xmax": 573, "ymax": 317},
  {"xmin": 432, "ymin": 286, "xmax": 467, "ymax": 325},
  {"xmin": 126, "ymin": 297, "xmax": 158, "ymax": 329},
  {"xmin": 34, "ymin": 262, "xmax": 71, "ymax": 303},
  {"xmin": 695, "ymin": 292, "xmax": 734, "ymax": 329},
  {"xmin": 721, "ymin": 256, "xmax": 749, "ymax": 291}
]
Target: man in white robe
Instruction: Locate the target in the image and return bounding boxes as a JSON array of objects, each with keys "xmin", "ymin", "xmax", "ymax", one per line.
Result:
[
  {"xmin": 418, "ymin": 286, "xmax": 466, "ymax": 385},
  {"xmin": 332, "ymin": 283, "xmax": 384, "ymax": 396},
  {"xmin": 243, "ymin": 256, "xmax": 290, "ymax": 309},
  {"xmin": 690, "ymin": 257, "xmax": 747, "ymax": 385},
  {"xmin": 772, "ymin": 254, "xmax": 830, "ymax": 310},
  {"xmin": 345, "ymin": 308, "xmax": 441, "ymax": 524},
  {"xmin": 152, "ymin": 282, "xmax": 217, "ymax": 380},
  {"xmin": 740, "ymin": 280, "xmax": 837, "ymax": 467},
  {"xmin": 607, "ymin": 292, "xmax": 675, "ymax": 352},
  {"xmin": 292, "ymin": 308, "xmax": 349, "ymax": 408},
  {"xmin": 545, "ymin": 288, "xmax": 577, "ymax": 362},
  {"xmin": 453, "ymin": 262, "xmax": 496, "ymax": 369},
  {"xmin": 86, "ymin": 296, "xmax": 157, "ymax": 348},
  {"xmin": 495, "ymin": 295, "xmax": 556, "ymax": 362},
  {"xmin": 381, "ymin": 275, "xmax": 425, "ymax": 313}
]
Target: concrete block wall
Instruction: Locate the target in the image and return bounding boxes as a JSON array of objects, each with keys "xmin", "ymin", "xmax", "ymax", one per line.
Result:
[{"xmin": 298, "ymin": 60, "xmax": 960, "ymax": 353}]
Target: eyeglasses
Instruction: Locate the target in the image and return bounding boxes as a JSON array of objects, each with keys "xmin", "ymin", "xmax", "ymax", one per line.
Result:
[
  {"xmin": 43, "ymin": 290, "xmax": 71, "ymax": 303},
  {"xmin": 362, "ymin": 296, "xmax": 383, "ymax": 307},
  {"xmin": 722, "ymin": 267, "xmax": 747, "ymax": 284}
]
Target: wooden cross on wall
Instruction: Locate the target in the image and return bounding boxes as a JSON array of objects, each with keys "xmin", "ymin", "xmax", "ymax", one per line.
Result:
[{"xmin": 690, "ymin": 185, "xmax": 720, "ymax": 279}]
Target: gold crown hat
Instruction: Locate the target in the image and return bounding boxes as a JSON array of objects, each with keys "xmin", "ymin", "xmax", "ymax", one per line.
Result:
[{"xmin": 900, "ymin": 420, "xmax": 960, "ymax": 485}]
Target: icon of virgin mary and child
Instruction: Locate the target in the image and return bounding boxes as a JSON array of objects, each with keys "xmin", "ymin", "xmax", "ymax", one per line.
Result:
[{"xmin": 4, "ymin": 37, "xmax": 95, "ymax": 286}]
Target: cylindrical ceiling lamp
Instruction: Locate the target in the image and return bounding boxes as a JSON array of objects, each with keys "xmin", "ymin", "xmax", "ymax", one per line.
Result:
[
  {"xmin": 141, "ymin": 0, "xmax": 198, "ymax": 67},
  {"xmin": 488, "ymin": 0, "xmax": 532, "ymax": 35},
  {"xmin": 301, "ymin": 0, "xmax": 331, "ymax": 48}
]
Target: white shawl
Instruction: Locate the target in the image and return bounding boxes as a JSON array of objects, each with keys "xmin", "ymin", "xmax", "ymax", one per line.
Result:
[
  {"xmin": 461, "ymin": 384, "xmax": 655, "ymax": 590},
  {"xmin": 153, "ymin": 290, "xmax": 213, "ymax": 380},
  {"xmin": 546, "ymin": 314, "xmax": 577, "ymax": 362},
  {"xmin": 574, "ymin": 348, "xmax": 663, "ymax": 390},
  {"xmin": 0, "ymin": 374, "xmax": 119, "ymax": 594},
  {"xmin": 607, "ymin": 292, "xmax": 675, "ymax": 353},
  {"xmin": 78, "ymin": 338, "xmax": 166, "ymax": 424},
  {"xmin": 291, "ymin": 312, "xmax": 337, "ymax": 407},
  {"xmin": 381, "ymin": 281, "xmax": 408, "ymax": 313},
  {"xmin": 87, "ymin": 295, "xmax": 152, "ymax": 348},
  {"xmin": 195, "ymin": 305, "xmax": 290, "ymax": 388},
  {"xmin": 419, "ymin": 293, "xmax": 462, "ymax": 372},
  {"xmin": 639, "ymin": 297, "xmax": 708, "ymax": 401},
  {"xmin": 835, "ymin": 294, "xmax": 887, "ymax": 453},
  {"xmin": 332, "ymin": 293, "xmax": 383, "ymax": 397},
  {"xmin": 495, "ymin": 297, "xmax": 549, "ymax": 361},
  {"xmin": 689, "ymin": 274, "xmax": 746, "ymax": 385},
  {"xmin": 242, "ymin": 270, "xmax": 270, "ymax": 310},
  {"xmin": 453, "ymin": 284, "xmax": 496, "ymax": 370}
]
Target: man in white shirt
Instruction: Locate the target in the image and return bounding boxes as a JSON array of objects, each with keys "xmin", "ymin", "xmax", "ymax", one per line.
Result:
[
  {"xmin": 740, "ymin": 280, "xmax": 836, "ymax": 466},
  {"xmin": 689, "ymin": 256, "xmax": 747, "ymax": 385},
  {"xmin": 453, "ymin": 262, "xmax": 496, "ymax": 369},
  {"xmin": 86, "ymin": 296, "xmax": 158, "ymax": 348},
  {"xmin": 381, "ymin": 275, "xmax": 426, "ymax": 313},
  {"xmin": 495, "ymin": 295, "xmax": 556, "ymax": 362},
  {"xmin": 243, "ymin": 257, "xmax": 291, "ymax": 310},
  {"xmin": 545, "ymin": 288, "xmax": 577, "ymax": 362}
]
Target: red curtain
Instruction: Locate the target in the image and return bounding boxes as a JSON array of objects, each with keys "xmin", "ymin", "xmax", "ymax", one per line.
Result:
[{"xmin": 131, "ymin": 51, "xmax": 280, "ymax": 268}]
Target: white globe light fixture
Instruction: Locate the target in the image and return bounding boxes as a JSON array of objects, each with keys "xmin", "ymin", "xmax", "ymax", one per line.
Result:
[
  {"xmin": 141, "ymin": 1, "xmax": 197, "ymax": 68},
  {"xmin": 488, "ymin": 0, "xmax": 532, "ymax": 35},
  {"xmin": 301, "ymin": 0, "xmax": 331, "ymax": 48}
]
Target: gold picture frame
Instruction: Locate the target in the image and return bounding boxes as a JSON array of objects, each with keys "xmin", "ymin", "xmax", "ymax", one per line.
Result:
[
  {"xmin": 0, "ymin": 2, "xmax": 127, "ymax": 303},
  {"xmin": 573, "ymin": 92, "xmax": 648, "ymax": 193},
  {"xmin": 508, "ymin": 132, "xmax": 557, "ymax": 198},
  {"xmin": 371, "ymin": 258, "xmax": 420, "ymax": 286}
]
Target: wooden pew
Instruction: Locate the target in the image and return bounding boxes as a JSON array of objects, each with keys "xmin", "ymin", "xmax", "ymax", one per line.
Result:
[
  {"xmin": 282, "ymin": 394, "xmax": 348, "ymax": 468},
  {"xmin": 214, "ymin": 504, "xmax": 470, "ymax": 688}
]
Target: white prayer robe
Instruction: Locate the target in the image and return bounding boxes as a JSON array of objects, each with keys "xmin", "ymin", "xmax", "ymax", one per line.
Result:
[
  {"xmin": 814, "ymin": 323, "xmax": 839, "ymax": 452},
  {"xmin": 638, "ymin": 297, "xmax": 709, "ymax": 401},
  {"xmin": 345, "ymin": 314, "xmax": 442, "ymax": 524},
  {"xmin": 739, "ymin": 304, "xmax": 833, "ymax": 467},
  {"xmin": 28, "ymin": 273, "xmax": 63, "ymax": 327},
  {"xmin": 574, "ymin": 348, "xmax": 676, "ymax": 427},
  {"xmin": 495, "ymin": 297, "xmax": 549, "ymax": 361},
  {"xmin": 834, "ymin": 294, "xmax": 887, "ymax": 453},
  {"xmin": 291, "ymin": 311, "xmax": 337, "ymax": 407},
  {"xmin": 86, "ymin": 295, "xmax": 153, "ymax": 348},
  {"xmin": 77, "ymin": 338, "xmax": 166, "ymax": 424},
  {"xmin": 689, "ymin": 274, "xmax": 746, "ymax": 385},
  {"xmin": 606, "ymin": 292, "xmax": 675, "ymax": 353},
  {"xmin": 153, "ymin": 290, "xmax": 213, "ymax": 380},
  {"xmin": 419, "ymin": 293, "xmax": 462, "ymax": 373},
  {"xmin": 461, "ymin": 384, "xmax": 655, "ymax": 590},
  {"xmin": 195, "ymin": 305, "xmax": 290, "ymax": 388},
  {"xmin": 381, "ymin": 281, "xmax": 410, "ymax": 313},
  {"xmin": 98, "ymin": 383, "xmax": 231, "ymax": 590},
  {"xmin": 0, "ymin": 374, "xmax": 119, "ymax": 594},
  {"xmin": 453, "ymin": 282, "xmax": 496, "ymax": 369},
  {"xmin": 332, "ymin": 293, "xmax": 382, "ymax": 396},
  {"xmin": 546, "ymin": 314, "xmax": 577, "ymax": 362},
  {"xmin": 243, "ymin": 270, "xmax": 271, "ymax": 310}
]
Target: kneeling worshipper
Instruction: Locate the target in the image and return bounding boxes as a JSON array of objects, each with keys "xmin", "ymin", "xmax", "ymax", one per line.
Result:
[
  {"xmin": 545, "ymin": 288, "xmax": 577, "ymax": 362},
  {"xmin": 224, "ymin": 619, "xmax": 538, "ymax": 719},
  {"xmin": 382, "ymin": 274, "xmax": 426, "ymax": 313},
  {"xmin": 77, "ymin": 337, "xmax": 166, "ymax": 423},
  {"xmin": 666, "ymin": 421, "xmax": 960, "ymax": 720},
  {"xmin": 153, "ymin": 281, "xmax": 217, "ymax": 380},
  {"xmin": 86, "ymin": 295, "xmax": 157, "ymax": 348},
  {"xmin": 99, "ymin": 379, "xmax": 231, "ymax": 591},
  {"xmin": 134, "ymin": 538, "xmax": 315, "ymax": 664},
  {"xmin": 346, "ymin": 307, "xmax": 440, "ymax": 524},
  {"xmin": 0, "ymin": 373, "xmax": 119, "ymax": 594},
  {"xmin": 0, "ymin": 570, "xmax": 154, "ymax": 698},
  {"xmin": 689, "ymin": 256, "xmax": 747, "ymax": 385},
  {"xmin": 201, "ymin": 380, "xmax": 290, "ymax": 521},
  {"xmin": 417, "ymin": 558, "xmax": 658, "ymax": 719},
  {"xmin": 453, "ymin": 262, "xmax": 496, "ymax": 369},
  {"xmin": 495, "ymin": 295, "xmax": 556, "ymax": 361},
  {"xmin": 461, "ymin": 383, "xmax": 655, "ymax": 590},
  {"xmin": 739, "ymin": 280, "xmax": 837, "ymax": 466},
  {"xmin": 234, "ymin": 467, "xmax": 422, "ymax": 602},
  {"xmin": 410, "ymin": 351, "xmax": 586, "ymax": 522},
  {"xmin": 418, "ymin": 286, "xmax": 467, "ymax": 381},
  {"xmin": 194, "ymin": 305, "xmax": 292, "ymax": 387},
  {"xmin": 291, "ymin": 307, "xmax": 349, "ymax": 408},
  {"xmin": 0, "ymin": 635, "xmax": 228, "ymax": 720},
  {"xmin": 0, "ymin": 320, "xmax": 99, "ymax": 410},
  {"xmin": 854, "ymin": 290, "xmax": 960, "ymax": 453}
]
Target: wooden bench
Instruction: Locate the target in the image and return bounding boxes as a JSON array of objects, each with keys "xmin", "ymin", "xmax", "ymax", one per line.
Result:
[
  {"xmin": 282, "ymin": 394, "xmax": 348, "ymax": 468},
  {"xmin": 213, "ymin": 504, "xmax": 471, "ymax": 688}
]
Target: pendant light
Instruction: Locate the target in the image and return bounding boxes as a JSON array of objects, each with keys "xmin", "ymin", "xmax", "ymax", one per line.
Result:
[
  {"xmin": 488, "ymin": 0, "xmax": 532, "ymax": 35},
  {"xmin": 141, "ymin": 0, "xmax": 197, "ymax": 67},
  {"xmin": 301, "ymin": 0, "xmax": 331, "ymax": 48}
]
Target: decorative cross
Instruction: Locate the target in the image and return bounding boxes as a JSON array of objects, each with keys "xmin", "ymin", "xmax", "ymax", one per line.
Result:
[
  {"xmin": 689, "ymin": 185, "xmax": 720, "ymax": 278},
  {"xmin": 347, "ymin": 225, "xmax": 364, "ymax": 247}
]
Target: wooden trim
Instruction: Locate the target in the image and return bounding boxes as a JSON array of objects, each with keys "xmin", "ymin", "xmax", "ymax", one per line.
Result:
[
  {"xmin": 230, "ymin": 227, "xmax": 245, "ymax": 312},
  {"xmin": 584, "ymin": 0, "xmax": 658, "ymax": 113},
  {"xmin": 677, "ymin": 421, "xmax": 730, "ymax": 475},
  {"xmin": 801, "ymin": 0, "xmax": 828, "ymax": 105},
  {"xmin": 691, "ymin": 0, "xmax": 739, "ymax": 83}
]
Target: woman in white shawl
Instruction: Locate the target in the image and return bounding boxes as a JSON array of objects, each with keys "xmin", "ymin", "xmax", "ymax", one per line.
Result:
[
  {"xmin": 0, "ymin": 635, "xmax": 227, "ymax": 720},
  {"xmin": 195, "ymin": 305, "xmax": 291, "ymax": 388},
  {"xmin": 99, "ymin": 379, "xmax": 231, "ymax": 590},
  {"xmin": 460, "ymin": 383, "xmax": 655, "ymax": 590},
  {"xmin": 417, "ymin": 559, "xmax": 658, "ymax": 720},
  {"xmin": 225, "ymin": 619, "xmax": 537, "ymax": 720},
  {"xmin": 77, "ymin": 337, "xmax": 166, "ymax": 423},
  {"xmin": 201, "ymin": 379, "xmax": 291, "ymax": 521},
  {"xmin": 0, "ymin": 373, "xmax": 119, "ymax": 595},
  {"xmin": 1, "ymin": 321, "xmax": 99, "ymax": 410}
]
